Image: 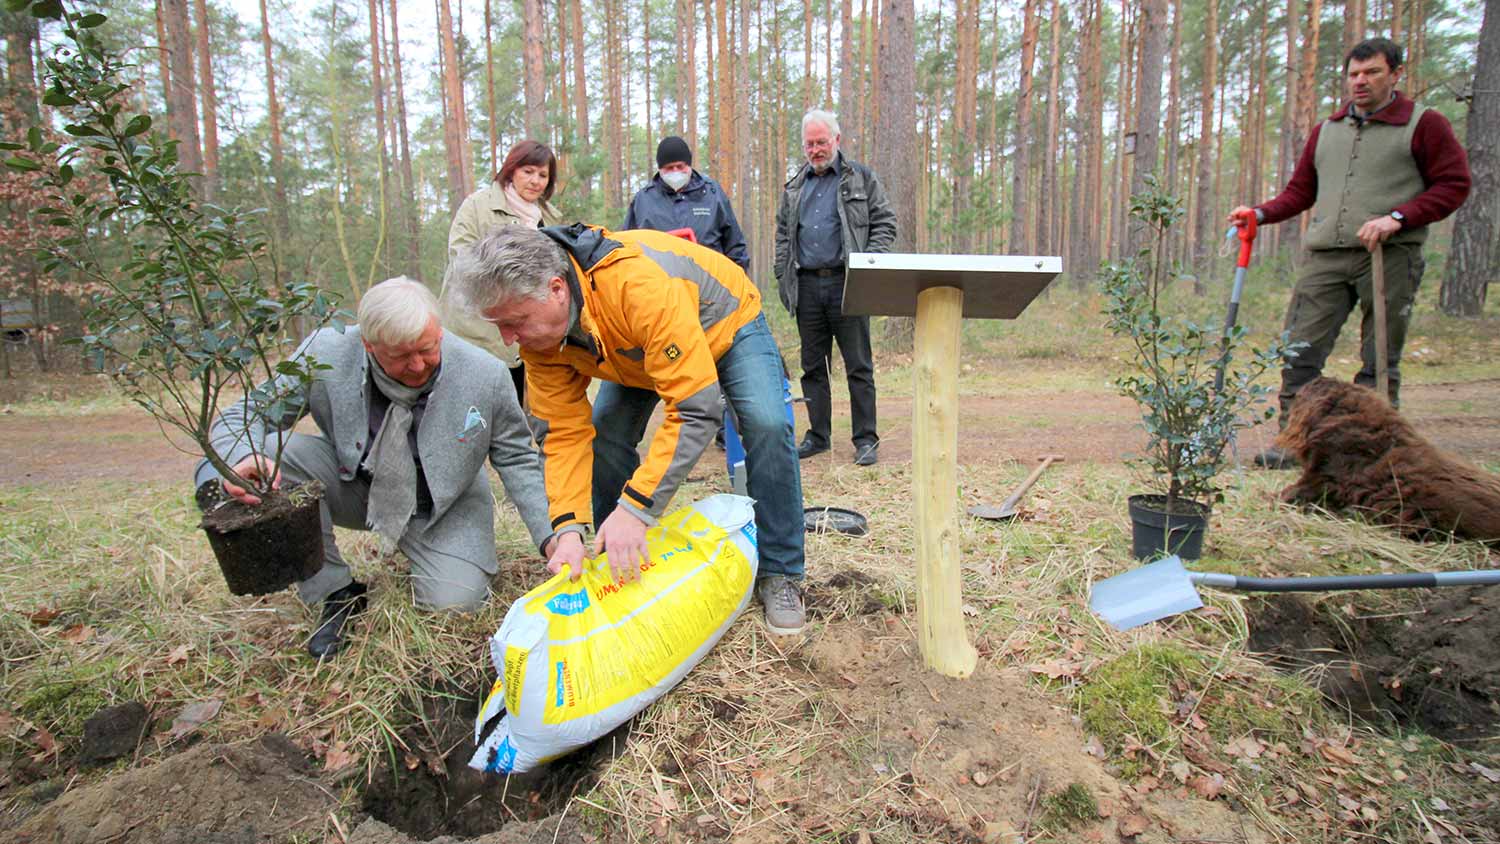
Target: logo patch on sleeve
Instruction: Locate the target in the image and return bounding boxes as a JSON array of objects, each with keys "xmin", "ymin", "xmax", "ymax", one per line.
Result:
[{"xmin": 663, "ymin": 343, "xmax": 682, "ymax": 361}]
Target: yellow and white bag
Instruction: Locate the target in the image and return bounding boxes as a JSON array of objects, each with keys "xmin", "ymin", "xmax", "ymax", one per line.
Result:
[{"xmin": 468, "ymin": 494, "xmax": 758, "ymax": 774}]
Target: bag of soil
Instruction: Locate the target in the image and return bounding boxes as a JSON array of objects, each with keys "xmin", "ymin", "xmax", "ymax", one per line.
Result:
[{"xmin": 469, "ymin": 494, "xmax": 759, "ymax": 774}]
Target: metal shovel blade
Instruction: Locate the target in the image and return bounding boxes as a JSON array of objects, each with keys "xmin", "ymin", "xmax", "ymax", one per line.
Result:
[
  {"xmin": 1089, "ymin": 555, "xmax": 1204, "ymax": 631},
  {"xmin": 967, "ymin": 503, "xmax": 1016, "ymax": 520}
]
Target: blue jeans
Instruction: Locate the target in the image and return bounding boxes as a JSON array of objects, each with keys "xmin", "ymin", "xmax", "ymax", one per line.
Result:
[{"xmin": 592, "ymin": 313, "xmax": 806, "ymax": 579}]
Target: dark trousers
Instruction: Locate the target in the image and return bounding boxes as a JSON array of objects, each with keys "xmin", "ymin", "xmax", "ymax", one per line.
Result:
[
  {"xmin": 795, "ymin": 270, "xmax": 877, "ymax": 449},
  {"xmin": 1278, "ymin": 244, "xmax": 1425, "ymax": 423}
]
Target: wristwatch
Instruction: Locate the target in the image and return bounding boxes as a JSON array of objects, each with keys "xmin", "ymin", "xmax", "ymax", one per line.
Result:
[{"xmin": 1389, "ymin": 210, "xmax": 1405, "ymax": 224}]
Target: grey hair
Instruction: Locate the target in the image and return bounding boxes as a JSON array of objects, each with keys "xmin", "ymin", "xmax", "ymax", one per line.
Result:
[
  {"xmin": 357, "ymin": 276, "xmax": 439, "ymax": 347},
  {"xmin": 449, "ymin": 226, "xmax": 569, "ymax": 315},
  {"xmin": 802, "ymin": 109, "xmax": 841, "ymax": 137}
]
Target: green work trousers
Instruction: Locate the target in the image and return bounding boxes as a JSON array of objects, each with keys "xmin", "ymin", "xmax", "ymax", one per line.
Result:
[{"xmin": 1277, "ymin": 242, "xmax": 1425, "ymax": 421}]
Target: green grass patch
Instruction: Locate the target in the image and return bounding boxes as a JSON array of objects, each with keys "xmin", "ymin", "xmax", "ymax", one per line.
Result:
[{"xmin": 1040, "ymin": 782, "xmax": 1099, "ymax": 832}]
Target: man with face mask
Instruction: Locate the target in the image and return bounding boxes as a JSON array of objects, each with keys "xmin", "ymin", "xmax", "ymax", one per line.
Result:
[
  {"xmin": 774, "ymin": 109, "xmax": 896, "ymax": 467},
  {"xmin": 623, "ymin": 136, "xmax": 750, "ymax": 270}
]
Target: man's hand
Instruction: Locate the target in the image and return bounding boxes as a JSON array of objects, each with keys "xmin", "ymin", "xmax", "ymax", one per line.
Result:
[
  {"xmin": 222, "ymin": 454, "xmax": 280, "ymax": 505},
  {"xmin": 1357, "ymin": 214, "xmax": 1402, "ymax": 252},
  {"xmin": 594, "ymin": 507, "xmax": 649, "ymax": 584},
  {"xmin": 547, "ymin": 532, "xmax": 589, "ymax": 581},
  {"xmin": 1227, "ymin": 206, "xmax": 1256, "ymax": 226}
]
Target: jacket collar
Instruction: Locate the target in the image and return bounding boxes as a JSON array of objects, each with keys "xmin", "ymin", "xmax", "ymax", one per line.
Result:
[
  {"xmin": 1331, "ymin": 90, "xmax": 1415, "ymax": 125},
  {"xmin": 479, "ymin": 180, "xmax": 560, "ymax": 223}
]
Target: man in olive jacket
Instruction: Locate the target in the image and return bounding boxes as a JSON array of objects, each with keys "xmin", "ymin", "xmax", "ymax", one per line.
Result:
[{"xmin": 774, "ymin": 109, "xmax": 897, "ymax": 467}]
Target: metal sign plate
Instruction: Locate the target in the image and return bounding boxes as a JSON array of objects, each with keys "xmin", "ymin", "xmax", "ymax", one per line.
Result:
[{"xmin": 841, "ymin": 252, "xmax": 1063, "ymax": 319}]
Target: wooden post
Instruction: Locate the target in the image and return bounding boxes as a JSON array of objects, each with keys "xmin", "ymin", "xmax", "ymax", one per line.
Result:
[
  {"xmin": 1370, "ymin": 243, "xmax": 1390, "ymax": 401},
  {"xmin": 912, "ymin": 286, "xmax": 979, "ymax": 678}
]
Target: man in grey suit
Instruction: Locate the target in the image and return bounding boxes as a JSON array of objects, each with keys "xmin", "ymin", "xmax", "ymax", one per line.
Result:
[{"xmin": 194, "ymin": 277, "xmax": 558, "ymax": 658}]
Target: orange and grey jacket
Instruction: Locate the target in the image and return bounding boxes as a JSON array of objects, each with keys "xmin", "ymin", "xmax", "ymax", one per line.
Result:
[{"xmin": 524, "ymin": 224, "xmax": 762, "ymax": 532}]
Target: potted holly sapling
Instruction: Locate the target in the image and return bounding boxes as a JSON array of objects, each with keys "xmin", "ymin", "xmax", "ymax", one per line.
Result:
[
  {"xmin": 4, "ymin": 1, "xmax": 344, "ymax": 594},
  {"xmin": 1102, "ymin": 178, "xmax": 1290, "ymax": 560}
]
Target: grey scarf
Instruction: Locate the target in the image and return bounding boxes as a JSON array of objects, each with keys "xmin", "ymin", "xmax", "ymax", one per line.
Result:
[{"xmin": 362, "ymin": 353, "xmax": 431, "ymax": 548}]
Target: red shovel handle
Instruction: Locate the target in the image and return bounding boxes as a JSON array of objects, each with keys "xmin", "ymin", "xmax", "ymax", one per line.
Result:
[
  {"xmin": 1231, "ymin": 210, "xmax": 1258, "ymax": 269},
  {"xmin": 666, "ymin": 227, "xmax": 698, "ymax": 243}
]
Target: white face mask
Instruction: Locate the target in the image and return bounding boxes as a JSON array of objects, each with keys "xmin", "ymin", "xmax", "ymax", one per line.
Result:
[{"xmin": 661, "ymin": 170, "xmax": 691, "ymax": 192}]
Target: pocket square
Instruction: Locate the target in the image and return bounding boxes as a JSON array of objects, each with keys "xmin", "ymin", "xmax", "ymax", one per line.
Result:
[{"xmin": 457, "ymin": 406, "xmax": 487, "ymax": 442}]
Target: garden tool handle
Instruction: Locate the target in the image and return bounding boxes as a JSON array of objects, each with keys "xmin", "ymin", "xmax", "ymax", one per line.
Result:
[
  {"xmin": 1231, "ymin": 210, "xmax": 1257, "ymax": 269},
  {"xmin": 999, "ymin": 455, "xmax": 1064, "ymax": 510},
  {"xmin": 1370, "ymin": 243, "xmax": 1390, "ymax": 401}
]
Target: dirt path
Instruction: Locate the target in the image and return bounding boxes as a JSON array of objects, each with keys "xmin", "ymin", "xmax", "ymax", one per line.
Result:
[{"xmin": 3, "ymin": 378, "xmax": 1498, "ymax": 489}]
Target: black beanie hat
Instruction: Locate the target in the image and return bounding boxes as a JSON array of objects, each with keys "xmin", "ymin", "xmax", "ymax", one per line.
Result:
[{"xmin": 656, "ymin": 136, "xmax": 692, "ymax": 168}]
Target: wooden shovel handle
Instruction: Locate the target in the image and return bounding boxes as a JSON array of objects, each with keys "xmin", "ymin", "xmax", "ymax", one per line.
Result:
[
  {"xmin": 1370, "ymin": 244, "xmax": 1390, "ymax": 401},
  {"xmin": 999, "ymin": 454, "xmax": 1065, "ymax": 510}
]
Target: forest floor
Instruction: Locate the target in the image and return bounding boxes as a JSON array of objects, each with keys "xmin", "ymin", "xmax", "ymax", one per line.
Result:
[{"xmin": 3, "ymin": 283, "xmax": 1499, "ymax": 844}]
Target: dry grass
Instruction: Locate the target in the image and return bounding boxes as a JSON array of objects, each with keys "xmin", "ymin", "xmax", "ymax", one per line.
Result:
[{"xmin": 2, "ymin": 280, "xmax": 1498, "ymax": 842}]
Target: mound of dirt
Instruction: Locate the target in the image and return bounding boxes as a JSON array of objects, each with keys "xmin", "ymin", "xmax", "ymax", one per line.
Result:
[
  {"xmin": 1248, "ymin": 586, "xmax": 1500, "ymax": 740},
  {"xmin": 784, "ymin": 615, "xmax": 1268, "ymax": 844},
  {"xmin": 359, "ymin": 689, "xmax": 615, "ymax": 841},
  {"xmin": 12, "ymin": 734, "xmax": 334, "ymax": 844}
]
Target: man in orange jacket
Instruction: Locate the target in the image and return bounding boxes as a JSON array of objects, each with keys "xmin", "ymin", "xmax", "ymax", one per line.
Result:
[{"xmin": 449, "ymin": 223, "xmax": 808, "ymax": 634}]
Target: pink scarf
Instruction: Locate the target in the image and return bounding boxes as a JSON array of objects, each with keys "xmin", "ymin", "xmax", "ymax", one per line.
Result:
[{"xmin": 503, "ymin": 183, "xmax": 544, "ymax": 228}]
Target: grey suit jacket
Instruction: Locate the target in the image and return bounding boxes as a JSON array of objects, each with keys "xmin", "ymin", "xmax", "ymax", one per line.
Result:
[{"xmin": 193, "ymin": 326, "xmax": 552, "ymax": 571}]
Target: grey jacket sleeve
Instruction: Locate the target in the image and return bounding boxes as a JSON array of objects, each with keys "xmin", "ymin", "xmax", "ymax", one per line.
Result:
[
  {"xmin": 486, "ymin": 386, "xmax": 554, "ymax": 550},
  {"xmin": 863, "ymin": 169, "xmax": 898, "ymax": 254}
]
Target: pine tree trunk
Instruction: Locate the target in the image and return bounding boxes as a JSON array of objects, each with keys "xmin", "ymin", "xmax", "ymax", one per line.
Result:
[
  {"xmin": 1040, "ymin": 0, "xmax": 1062, "ymax": 254},
  {"xmin": 257, "ymin": 0, "xmax": 291, "ymax": 273},
  {"xmin": 1128, "ymin": 0, "xmax": 1167, "ymax": 253},
  {"xmin": 4, "ymin": 11, "xmax": 39, "ymax": 122},
  {"xmin": 484, "ymin": 0, "xmax": 498, "ymax": 173},
  {"xmin": 803, "ymin": 0, "xmax": 814, "ymax": 109},
  {"xmin": 524, "ymin": 0, "xmax": 546, "ymax": 140},
  {"xmin": 1161, "ymin": 0, "xmax": 1182, "ymax": 253},
  {"xmin": 162, "ymin": 0, "xmax": 203, "ymax": 183},
  {"xmin": 192, "ymin": 0, "xmax": 218, "ymax": 202},
  {"xmin": 1009, "ymin": 0, "xmax": 1039, "ymax": 255},
  {"xmin": 839, "ymin": 0, "xmax": 858, "ymax": 150},
  {"xmin": 874, "ymin": 0, "xmax": 915, "ymax": 350},
  {"xmin": 1191, "ymin": 0, "xmax": 1219, "ymax": 282},
  {"xmin": 1440, "ymin": 0, "xmax": 1498, "ymax": 315},
  {"xmin": 387, "ymin": 0, "xmax": 420, "ymax": 274},
  {"xmin": 681, "ymin": 0, "xmax": 696, "ymax": 143},
  {"xmin": 952, "ymin": 0, "xmax": 977, "ymax": 251},
  {"xmin": 438, "ymin": 0, "xmax": 473, "ymax": 216},
  {"xmin": 716, "ymin": 0, "xmax": 732, "ymax": 188},
  {"xmin": 571, "ymin": 0, "xmax": 590, "ymax": 200}
]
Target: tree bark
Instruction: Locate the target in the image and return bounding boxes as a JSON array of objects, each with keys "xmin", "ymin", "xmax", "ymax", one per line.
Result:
[
  {"xmin": 1191, "ymin": 0, "xmax": 1219, "ymax": 282},
  {"xmin": 484, "ymin": 0, "xmax": 498, "ymax": 173},
  {"xmin": 1275, "ymin": 0, "xmax": 1301, "ymax": 254},
  {"xmin": 1128, "ymin": 0, "xmax": 1167, "ymax": 252},
  {"xmin": 1009, "ymin": 0, "xmax": 1039, "ymax": 255},
  {"xmin": 952, "ymin": 0, "xmax": 977, "ymax": 250},
  {"xmin": 438, "ymin": 0, "xmax": 474, "ymax": 217},
  {"xmin": 162, "ymin": 0, "xmax": 203, "ymax": 182},
  {"xmin": 192, "ymin": 0, "xmax": 218, "ymax": 201},
  {"xmin": 257, "ymin": 0, "xmax": 291, "ymax": 272},
  {"xmin": 1440, "ymin": 0, "xmax": 1498, "ymax": 315},
  {"xmin": 388, "ymin": 0, "xmax": 420, "ymax": 275},
  {"xmin": 839, "ymin": 0, "xmax": 858, "ymax": 155},
  {"xmin": 1040, "ymin": 0, "xmax": 1062, "ymax": 254},
  {"xmin": 571, "ymin": 0, "xmax": 590, "ymax": 200},
  {"xmin": 523, "ymin": 0, "xmax": 546, "ymax": 140},
  {"xmin": 3, "ymin": 10, "xmax": 39, "ymax": 122},
  {"xmin": 874, "ymin": 0, "xmax": 915, "ymax": 349}
]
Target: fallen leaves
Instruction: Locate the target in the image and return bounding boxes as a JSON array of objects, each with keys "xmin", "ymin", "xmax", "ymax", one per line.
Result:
[
  {"xmin": 26, "ymin": 606, "xmax": 61, "ymax": 626},
  {"xmin": 1117, "ymin": 813, "xmax": 1151, "ymax": 838},
  {"xmin": 1188, "ymin": 773, "xmax": 1225, "ymax": 799},
  {"xmin": 323, "ymin": 741, "xmax": 359, "ymax": 773},
  {"xmin": 59, "ymin": 624, "xmax": 94, "ymax": 644},
  {"xmin": 169, "ymin": 698, "xmax": 222, "ymax": 740},
  {"xmin": 165, "ymin": 644, "xmax": 191, "ymax": 665},
  {"xmin": 1223, "ymin": 735, "xmax": 1266, "ymax": 760},
  {"xmin": 1470, "ymin": 761, "xmax": 1500, "ymax": 783},
  {"xmin": 1026, "ymin": 659, "xmax": 1084, "ymax": 680}
]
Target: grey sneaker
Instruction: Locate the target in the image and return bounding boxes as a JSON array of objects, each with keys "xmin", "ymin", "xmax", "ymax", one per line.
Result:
[{"xmin": 756, "ymin": 576, "xmax": 806, "ymax": 635}]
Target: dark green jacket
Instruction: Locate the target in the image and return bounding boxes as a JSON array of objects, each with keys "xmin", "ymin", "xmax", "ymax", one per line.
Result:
[{"xmin": 772, "ymin": 152, "xmax": 897, "ymax": 313}]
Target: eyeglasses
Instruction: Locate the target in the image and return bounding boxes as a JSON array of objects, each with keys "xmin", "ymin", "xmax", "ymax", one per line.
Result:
[{"xmin": 803, "ymin": 138, "xmax": 834, "ymax": 151}]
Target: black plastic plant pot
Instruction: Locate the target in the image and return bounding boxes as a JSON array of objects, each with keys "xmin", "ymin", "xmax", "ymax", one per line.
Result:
[
  {"xmin": 1127, "ymin": 494, "xmax": 1210, "ymax": 561},
  {"xmin": 201, "ymin": 480, "xmax": 326, "ymax": 596}
]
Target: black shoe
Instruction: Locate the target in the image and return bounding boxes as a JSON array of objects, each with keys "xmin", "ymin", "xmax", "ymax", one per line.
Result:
[
  {"xmin": 797, "ymin": 439, "xmax": 830, "ymax": 460},
  {"xmin": 307, "ymin": 582, "xmax": 368, "ymax": 659},
  {"xmin": 714, "ymin": 427, "xmax": 727, "ymax": 451},
  {"xmin": 853, "ymin": 443, "xmax": 879, "ymax": 466},
  {"xmin": 1252, "ymin": 447, "xmax": 1297, "ymax": 470}
]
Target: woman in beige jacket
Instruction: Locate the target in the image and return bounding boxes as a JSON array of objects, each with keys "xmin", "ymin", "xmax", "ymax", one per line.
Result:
[{"xmin": 439, "ymin": 140, "xmax": 562, "ymax": 402}]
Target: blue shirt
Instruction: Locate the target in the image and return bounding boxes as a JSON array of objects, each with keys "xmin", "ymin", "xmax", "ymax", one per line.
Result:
[{"xmin": 796, "ymin": 158, "xmax": 843, "ymax": 271}]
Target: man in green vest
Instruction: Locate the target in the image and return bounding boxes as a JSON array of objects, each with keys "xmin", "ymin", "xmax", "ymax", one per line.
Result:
[{"xmin": 1229, "ymin": 37, "xmax": 1470, "ymax": 469}]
